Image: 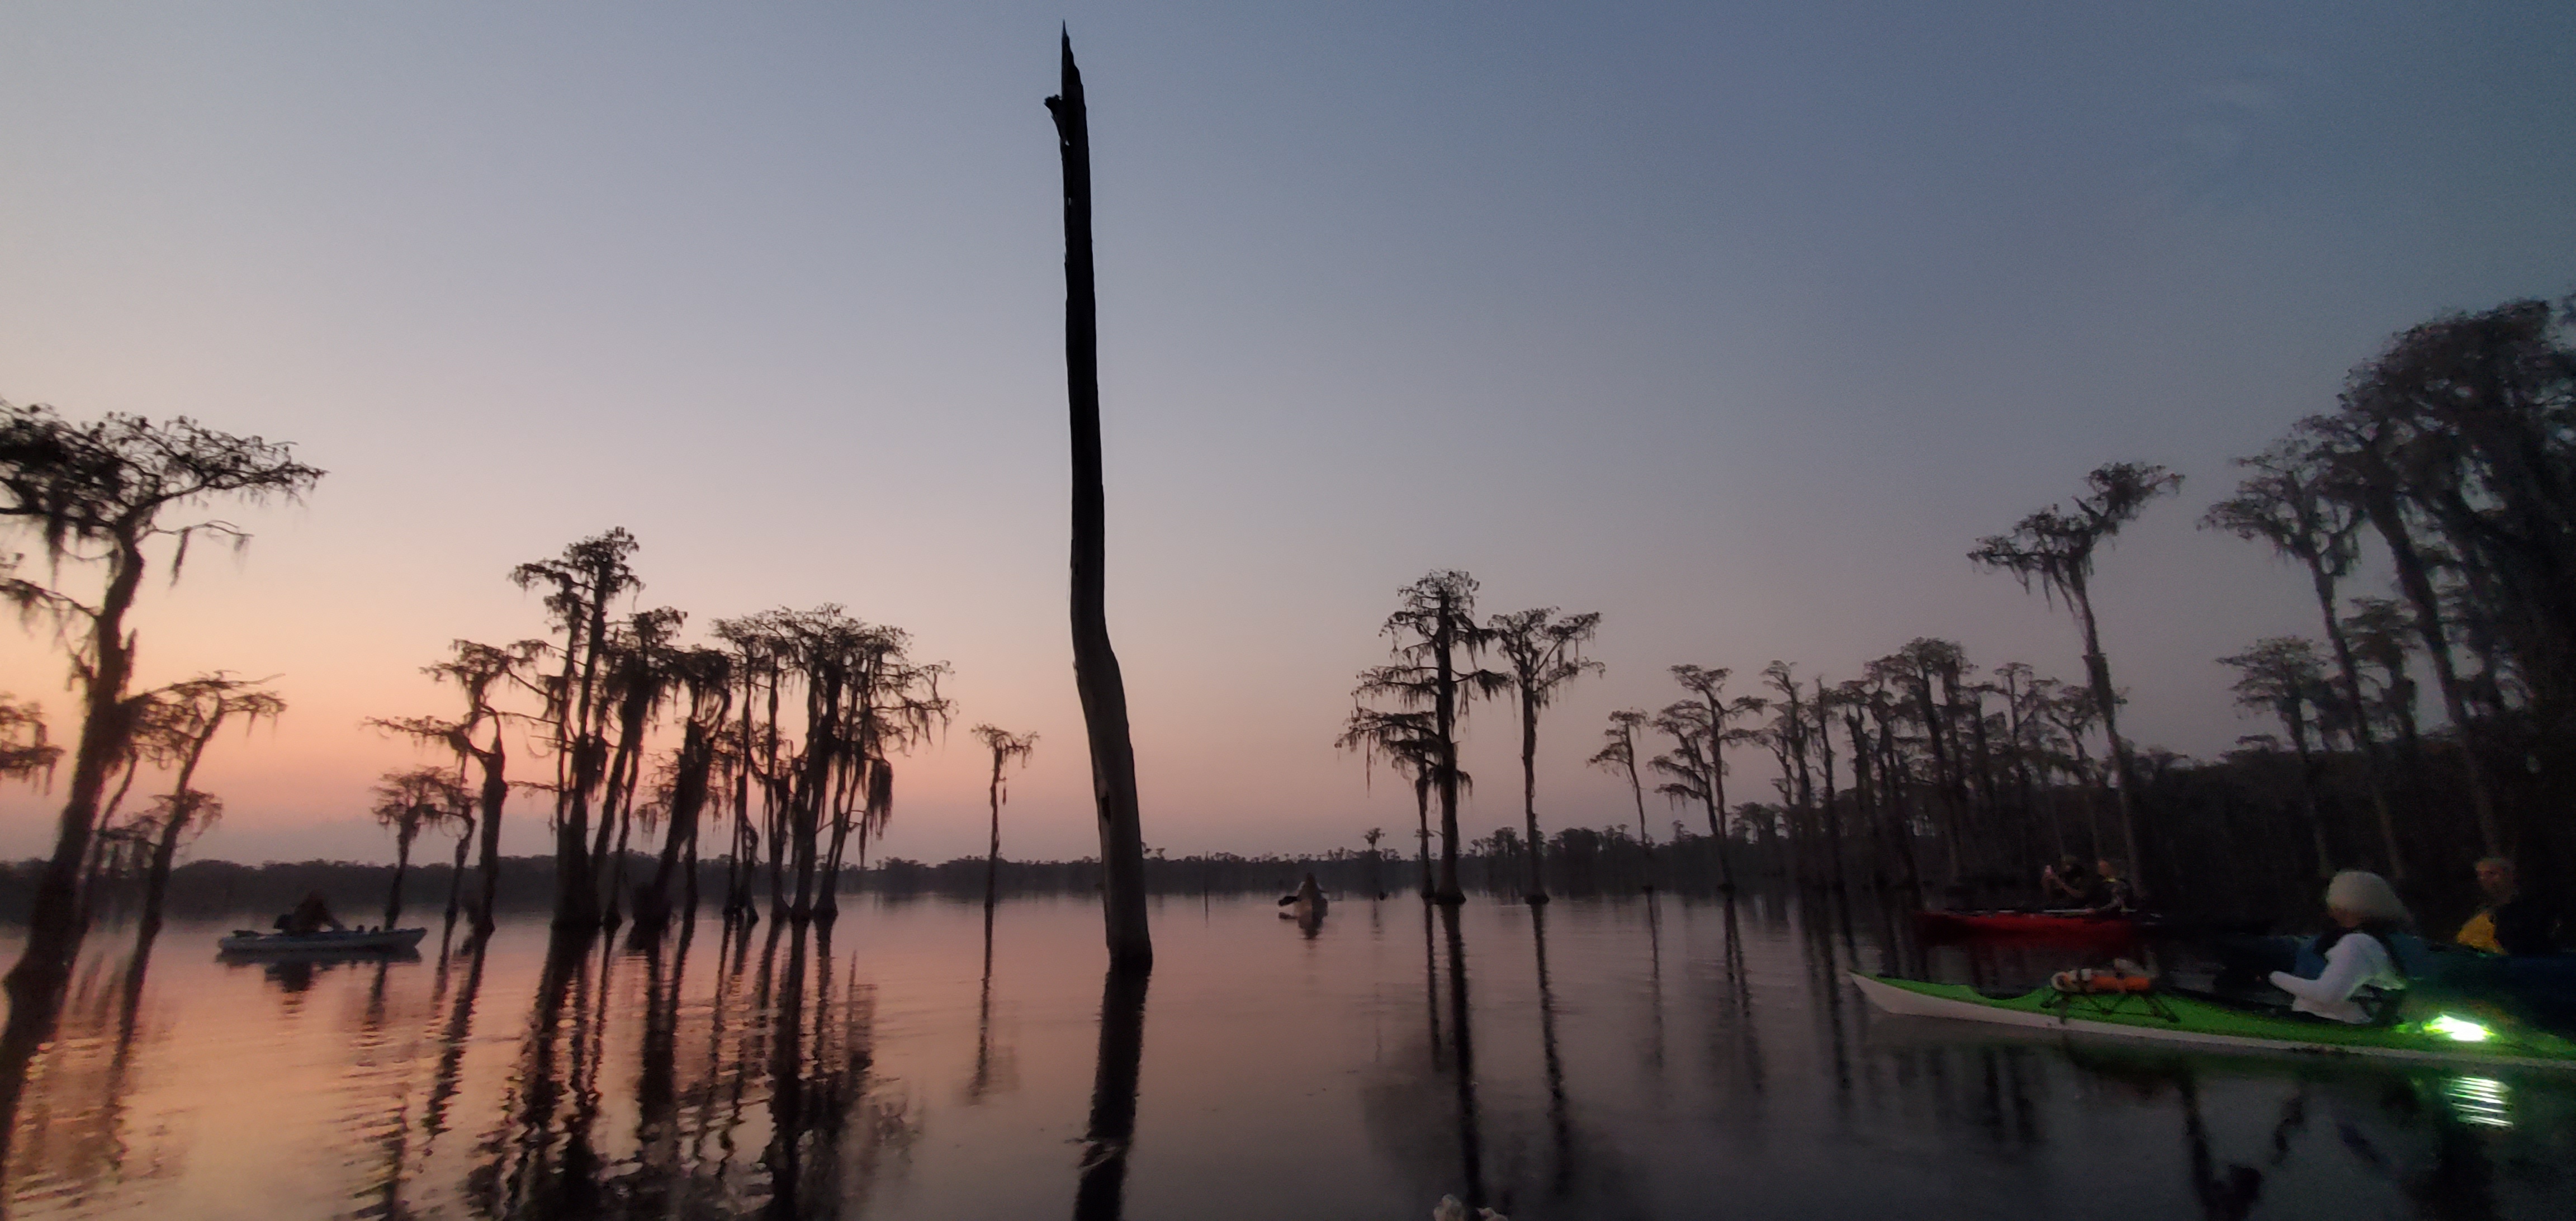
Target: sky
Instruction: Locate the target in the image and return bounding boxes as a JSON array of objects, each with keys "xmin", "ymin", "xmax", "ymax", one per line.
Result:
[{"xmin": 2, "ymin": 3, "xmax": 2572, "ymax": 868}]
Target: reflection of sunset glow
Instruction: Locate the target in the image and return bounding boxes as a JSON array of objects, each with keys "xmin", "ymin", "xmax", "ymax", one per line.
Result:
[{"xmin": 7, "ymin": 897, "xmax": 2572, "ymax": 1218}]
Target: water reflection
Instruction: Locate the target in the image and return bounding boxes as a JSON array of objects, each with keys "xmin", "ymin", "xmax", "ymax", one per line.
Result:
[
  {"xmin": 1072, "ymin": 963, "xmax": 1148, "ymax": 1221},
  {"xmin": 0, "ymin": 898, "xmax": 2569, "ymax": 1219},
  {"xmin": 1436, "ymin": 903, "xmax": 1489, "ymax": 1213},
  {"xmin": 963, "ymin": 905, "xmax": 1016, "ymax": 1106}
]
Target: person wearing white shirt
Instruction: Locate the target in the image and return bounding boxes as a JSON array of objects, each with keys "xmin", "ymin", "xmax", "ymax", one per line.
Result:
[{"xmin": 2270, "ymin": 870, "xmax": 2410, "ymax": 1024}]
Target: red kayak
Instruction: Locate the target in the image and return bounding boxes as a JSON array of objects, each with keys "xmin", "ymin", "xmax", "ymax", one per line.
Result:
[{"xmin": 1916, "ymin": 908, "xmax": 2136, "ymax": 941}]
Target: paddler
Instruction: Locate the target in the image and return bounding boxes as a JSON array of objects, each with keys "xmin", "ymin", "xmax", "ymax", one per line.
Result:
[
  {"xmin": 2040, "ymin": 856, "xmax": 2095, "ymax": 906},
  {"xmin": 2456, "ymin": 856, "xmax": 2558, "ymax": 955},
  {"xmin": 274, "ymin": 889, "xmax": 347, "ymax": 936},
  {"xmin": 2090, "ymin": 859, "xmax": 2135, "ymax": 914},
  {"xmin": 1294, "ymin": 872, "xmax": 1327, "ymax": 916},
  {"xmin": 2269, "ymin": 870, "xmax": 2409, "ymax": 1024}
]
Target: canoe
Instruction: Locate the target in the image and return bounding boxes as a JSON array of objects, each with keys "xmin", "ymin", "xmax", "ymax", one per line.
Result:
[
  {"xmin": 218, "ymin": 927, "xmax": 428, "ymax": 956},
  {"xmin": 1849, "ymin": 972, "xmax": 2576, "ymax": 1072}
]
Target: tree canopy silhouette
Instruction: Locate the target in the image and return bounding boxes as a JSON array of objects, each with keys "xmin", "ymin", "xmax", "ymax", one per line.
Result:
[
  {"xmin": 1971, "ymin": 461, "xmax": 2179, "ymax": 889},
  {"xmin": 1357, "ymin": 571, "xmax": 1506, "ymax": 903},
  {"xmin": 1489, "ymin": 607, "xmax": 1602, "ymax": 903},
  {"xmin": 0, "ymin": 401, "xmax": 320, "ymax": 1096},
  {"xmin": 973, "ymin": 724, "xmax": 1038, "ymax": 910}
]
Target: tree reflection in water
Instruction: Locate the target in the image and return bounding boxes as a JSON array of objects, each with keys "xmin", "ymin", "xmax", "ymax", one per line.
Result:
[
  {"xmin": 434, "ymin": 915, "xmax": 916, "ymax": 1220},
  {"xmin": 1528, "ymin": 903, "xmax": 1571, "ymax": 1199},
  {"xmin": 963, "ymin": 903, "xmax": 1018, "ymax": 1106},
  {"xmin": 0, "ymin": 900, "xmax": 2565, "ymax": 1219},
  {"xmin": 1071, "ymin": 962, "xmax": 1149, "ymax": 1221},
  {"xmin": 1438, "ymin": 903, "xmax": 1489, "ymax": 1214}
]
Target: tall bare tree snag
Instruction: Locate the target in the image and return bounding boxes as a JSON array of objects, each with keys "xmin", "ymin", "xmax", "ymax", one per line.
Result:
[{"xmin": 1048, "ymin": 32, "xmax": 1152, "ymax": 968}]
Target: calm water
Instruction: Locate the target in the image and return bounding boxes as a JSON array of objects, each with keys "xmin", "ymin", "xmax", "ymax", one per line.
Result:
[{"xmin": 2, "ymin": 893, "xmax": 2569, "ymax": 1220}]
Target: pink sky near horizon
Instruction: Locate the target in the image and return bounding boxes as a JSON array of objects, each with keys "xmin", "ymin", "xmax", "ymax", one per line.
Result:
[{"xmin": 4, "ymin": 4, "xmax": 2571, "ymax": 868}]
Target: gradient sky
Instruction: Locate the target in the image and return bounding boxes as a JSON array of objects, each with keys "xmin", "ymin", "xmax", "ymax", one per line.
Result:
[{"xmin": 3, "ymin": 4, "xmax": 2572, "ymax": 867}]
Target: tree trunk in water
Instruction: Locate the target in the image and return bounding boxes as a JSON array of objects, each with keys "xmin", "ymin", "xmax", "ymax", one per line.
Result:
[
  {"xmin": 2362, "ymin": 475, "xmax": 2502, "ymax": 855},
  {"xmin": 1623, "ymin": 747, "xmax": 1652, "ymax": 891},
  {"xmin": 1519, "ymin": 693, "xmax": 1546, "ymax": 903},
  {"xmin": 442, "ymin": 817, "xmax": 473, "ymax": 937},
  {"xmin": 2286, "ymin": 706, "xmax": 2332, "ymax": 879},
  {"xmin": 1, "ymin": 534, "xmax": 146, "ymax": 1152},
  {"xmin": 1050, "ymin": 35, "xmax": 1152, "ymax": 967},
  {"xmin": 986, "ymin": 754, "xmax": 1006, "ymax": 911},
  {"xmin": 1912, "ymin": 677, "xmax": 1966, "ymax": 887},
  {"xmin": 2309, "ymin": 561, "xmax": 2405, "ymax": 881},
  {"xmin": 1707, "ymin": 741, "xmax": 1735, "ymax": 892},
  {"xmin": 1815, "ymin": 683, "xmax": 1847, "ymax": 896},
  {"xmin": 2071, "ymin": 580, "xmax": 2148, "ymax": 896},
  {"xmin": 387, "ymin": 829, "xmax": 416, "ymax": 926},
  {"xmin": 1414, "ymin": 778, "xmax": 1433, "ymax": 898},
  {"xmin": 642, "ymin": 721, "xmax": 712, "ymax": 930},
  {"xmin": 136, "ymin": 801, "xmax": 190, "ymax": 948},
  {"xmin": 471, "ymin": 731, "xmax": 508, "ymax": 936},
  {"xmin": 1431, "ymin": 591, "xmax": 1464, "ymax": 905}
]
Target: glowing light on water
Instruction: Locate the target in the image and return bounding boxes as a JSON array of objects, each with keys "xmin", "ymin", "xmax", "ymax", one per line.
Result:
[
  {"xmin": 2425, "ymin": 1014, "xmax": 2491, "ymax": 1043},
  {"xmin": 2442, "ymin": 1076, "xmax": 2511, "ymax": 1129}
]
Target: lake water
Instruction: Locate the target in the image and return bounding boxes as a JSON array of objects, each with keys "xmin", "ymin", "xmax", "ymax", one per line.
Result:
[{"xmin": 1, "ymin": 892, "xmax": 2568, "ymax": 1220}]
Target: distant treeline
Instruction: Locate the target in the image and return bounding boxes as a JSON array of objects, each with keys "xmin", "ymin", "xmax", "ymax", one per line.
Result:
[
  {"xmin": 0, "ymin": 843, "xmax": 1786, "ymax": 923},
  {"xmin": 0, "ymin": 850, "xmax": 1465, "ymax": 924},
  {"xmin": 6, "ymin": 787, "xmax": 2493, "ymax": 930}
]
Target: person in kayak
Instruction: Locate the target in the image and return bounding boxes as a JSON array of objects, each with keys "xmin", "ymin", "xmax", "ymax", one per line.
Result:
[
  {"xmin": 274, "ymin": 889, "xmax": 347, "ymax": 936},
  {"xmin": 2041, "ymin": 856, "xmax": 2097, "ymax": 906},
  {"xmin": 2270, "ymin": 870, "xmax": 2409, "ymax": 1023},
  {"xmin": 2090, "ymin": 859, "xmax": 2135, "ymax": 914},
  {"xmin": 2456, "ymin": 857, "xmax": 2559, "ymax": 956},
  {"xmin": 1292, "ymin": 872, "xmax": 1327, "ymax": 915}
]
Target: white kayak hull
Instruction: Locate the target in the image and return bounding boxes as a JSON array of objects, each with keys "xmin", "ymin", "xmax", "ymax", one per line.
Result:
[{"xmin": 1847, "ymin": 972, "xmax": 2576, "ymax": 1072}]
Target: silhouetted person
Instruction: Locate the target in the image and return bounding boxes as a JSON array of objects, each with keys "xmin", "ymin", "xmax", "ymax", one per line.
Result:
[
  {"xmin": 2042, "ymin": 856, "xmax": 2096, "ymax": 906},
  {"xmin": 276, "ymin": 889, "xmax": 346, "ymax": 935},
  {"xmin": 2092, "ymin": 858, "xmax": 2135, "ymax": 914},
  {"xmin": 2456, "ymin": 857, "xmax": 2557, "ymax": 955},
  {"xmin": 1295, "ymin": 873, "xmax": 1326, "ymax": 913}
]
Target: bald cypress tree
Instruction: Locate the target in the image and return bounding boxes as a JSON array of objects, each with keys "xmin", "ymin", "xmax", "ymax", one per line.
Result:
[
  {"xmin": 1972, "ymin": 462, "xmax": 2180, "ymax": 891},
  {"xmin": 1490, "ymin": 607, "xmax": 1602, "ymax": 903},
  {"xmin": 0, "ymin": 403, "xmax": 320, "ymax": 1147},
  {"xmin": 1358, "ymin": 572, "xmax": 1505, "ymax": 903},
  {"xmin": 511, "ymin": 528, "xmax": 643, "ymax": 931}
]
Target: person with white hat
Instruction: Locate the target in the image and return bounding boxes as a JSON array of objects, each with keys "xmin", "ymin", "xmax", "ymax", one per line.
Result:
[{"xmin": 2269, "ymin": 870, "xmax": 2410, "ymax": 1024}]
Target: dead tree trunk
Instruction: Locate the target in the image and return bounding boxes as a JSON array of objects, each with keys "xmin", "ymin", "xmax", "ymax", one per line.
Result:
[{"xmin": 1049, "ymin": 32, "xmax": 1152, "ymax": 969}]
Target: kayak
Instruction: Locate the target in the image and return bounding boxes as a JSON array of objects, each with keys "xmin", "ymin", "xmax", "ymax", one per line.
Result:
[
  {"xmin": 218, "ymin": 927, "xmax": 427, "ymax": 955},
  {"xmin": 1916, "ymin": 910, "xmax": 2135, "ymax": 940},
  {"xmin": 1849, "ymin": 972, "xmax": 2576, "ymax": 1072}
]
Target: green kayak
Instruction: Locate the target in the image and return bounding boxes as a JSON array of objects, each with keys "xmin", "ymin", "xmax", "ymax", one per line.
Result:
[{"xmin": 1849, "ymin": 972, "xmax": 2576, "ymax": 1072}]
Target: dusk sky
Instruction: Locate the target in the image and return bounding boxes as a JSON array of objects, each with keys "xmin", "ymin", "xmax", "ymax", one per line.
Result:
[{"xmin": 3, "ymin": 4, "xmax": 2570, "ymax": 868}]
